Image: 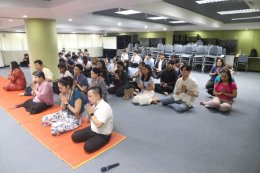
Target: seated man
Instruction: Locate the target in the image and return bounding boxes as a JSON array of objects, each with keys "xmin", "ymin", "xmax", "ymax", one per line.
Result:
[
  {"xmin": 108, "ymin": 61, "xmax": 129, "ymax": 97},
  {"xmin": 154, "ymin": 53, "xmax": 167, "ymax": 78},
  {"xmin": 71, "ymin": 86, "xmax": 113, "ymax": 153},
  {"xmin": 155, "ymin": 60, "xmax": 178, "ymax": 95},
  {"xmin": 73, "ymin": 64, "xmax": 89, "ymax": 94},
  {"xmin": 157, "ymin": 64, "xmax": 199, "ymax": 113},
  {"xmin": 17, "ymin": 71, "xmax": 53, "ymax": 114},
  {"xmin": 144, "ymin": 54, "xmax": 154, "ymax": 69}
]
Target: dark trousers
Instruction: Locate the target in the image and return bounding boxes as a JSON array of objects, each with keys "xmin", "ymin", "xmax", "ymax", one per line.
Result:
[
  {"xmin": 107, "ymin": 86, "xmax": 125, "ymax": 97},
  {"xmin": 22, "ymin": 98, "xmax": 52, "ymax": 114},
  {"xmin": 155, "ymin": 84, "xmax": 174, "ymax": 94},
  {"xmin": 71, "ymin": 126, "xmax": 111, "ymax": 153},
  {"xmin": 206, "ymin": 80, "xmax": 214, "ymax": 96}
]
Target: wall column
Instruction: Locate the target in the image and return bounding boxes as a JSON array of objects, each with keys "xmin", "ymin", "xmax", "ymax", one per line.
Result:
[{"xmin": 24, "ymin": 18, "xmax": 59, "ymax": 79}]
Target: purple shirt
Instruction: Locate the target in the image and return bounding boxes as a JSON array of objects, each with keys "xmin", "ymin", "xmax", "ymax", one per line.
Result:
[{"xmin": 33, "ymin": 80, "xmax": 54, "ymax": 105}]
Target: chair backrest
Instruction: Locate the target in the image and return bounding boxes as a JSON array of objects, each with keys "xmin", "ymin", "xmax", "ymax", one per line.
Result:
[
  {"xmin": 238, "ymin": 54, "xmax": 248, "ymax": 63},
  {"xmin": 218, "ymin": 46, "xmax": 222, "ymax": 56},
  {"xmin": 195, "ymin": 40, "xmax": 203, "ymax": 46},
  {"xmin": 174, "ymin": 45, "xmax": 183, "ymax": 54},
  {"xmin": 208, "ymin": 45, "xmax": 219, "ymax": 56},
  {"xmin": 222, "ymin": 48, "xmax": 226, "ymax": 55},
  {"xmin": 196, "ymin": 45, "xmax": 206, "ymax": 55},
  {"xmin": 184, "ymin": 45, "xmax": 192, "ymax": 55},
  {"xmin": 164, "ymin": 44, "xmax": 173, "ymax": 53},
  {"xmin": 157, "ymin": 43, "xmax": 164, "ymax": 52},
  {"xmin": 192, "ymin": 44, "xmax": 198, "ymax": 52}
]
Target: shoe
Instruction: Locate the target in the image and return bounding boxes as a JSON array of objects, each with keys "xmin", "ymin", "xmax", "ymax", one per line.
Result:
[
  {"xmin": 15, "ymin": 103, "xmax": 23, "ymax": 108},
  {"xmin": 132, "ymin": 102, "xmax": 139, "ymax": 106},
  {"xmin": 123, "ymin": 89, "xmax": 130, "ymax": 100}
]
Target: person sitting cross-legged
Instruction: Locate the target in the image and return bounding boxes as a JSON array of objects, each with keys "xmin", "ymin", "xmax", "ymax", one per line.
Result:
[
  {"xmin": 200, "ymin": 67, "xmax": 237, "ymax": 112},
  {"xmin": 71, "ymin": 86, "xmax": 113, "ymax": 153},
  {"xmin": 155, "ymin": 60, "xmax": 178, "ymax": 96},
  {"xmin": 42, "ymin": 76, "xmax": 85, "ymax": 136},
  {"xmin": 155, "ymin": 64, "xmax": 199, "ymax": 113},
  {"xmin": 132, "ymin": 64, "xmax": 155, "ymax": 106},
  {"xmin": 3, "ymin": 61, "xmax": 26, "ymax": 91}
]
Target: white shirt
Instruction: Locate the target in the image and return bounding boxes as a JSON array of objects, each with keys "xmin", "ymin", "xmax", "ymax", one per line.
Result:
[
  {"xmin": 91, "ymin": 99, "xmax": 113, "ymax": 135},
  {"xmin": 121, "ymin": 53, "xmax": 129, "ymax": 62},
  {"xmin": 131, "ymin": 55, "xmax": 142, "ymax": 64},
  {"xmin": 173, "ymin": 76, "xmax": 199, "ymax": 106},
  {"xmin": 158, "ymin": 60, "xmax": 163, "ymax": 71},
  {"xmin": 42, "ymin": 67, "xmax": 53, "ymax": 81},
  {"xmin": 60, "ymin": 70, "xmax": 72, "ymax": 78}
]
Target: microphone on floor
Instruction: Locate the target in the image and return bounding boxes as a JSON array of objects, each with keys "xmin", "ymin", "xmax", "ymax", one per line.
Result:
[{"xmin": 101, "ymin": 163, "xmax": 120, "ymax": 172}]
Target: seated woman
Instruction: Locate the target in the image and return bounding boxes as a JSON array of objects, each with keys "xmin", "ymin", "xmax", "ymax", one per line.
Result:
[
  {"xmin": 206, "ymin": 57, "xmax": 225, "ymax": 96},
  {"xmin": 3, "ymin": 61, "xmax": 26, "ymax": 91},
  {"xmin": 132, "ymin": 64, "xmax": 155, "ymax": 106},
  {"xmin": 97, "ymin": 59, "xmax": 110, "ymax": 86},
  {"xmin": 19, "ymin": 53, "xmax": 30, "ymax": 67},
  {"xmin": 90, "ymin": 67, "xmax": 108, "ymax": 102},
  {"xmin": 42, "ymin": 76, "xmax": 85, "ymax": 136},
  {"xmin": 53, "ymin": 62, "xmax": 73, "ymax": 94},
  {"xmin": 201, "ymin": 67, "xmax": 237, "ymax": 112},
  {"xmin": 17, "ymin": 71, "xmax": 53, "ymax": 114}
]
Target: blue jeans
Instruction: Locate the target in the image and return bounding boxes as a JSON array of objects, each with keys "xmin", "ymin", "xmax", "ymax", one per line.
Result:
[{"xmin": 161, "ymin": 95, "xmax": 191, "ymax": 113}]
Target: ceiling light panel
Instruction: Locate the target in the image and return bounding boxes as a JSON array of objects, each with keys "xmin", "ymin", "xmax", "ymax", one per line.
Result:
[
  {"xmin": 147, "ymin": 16, "xmax": 168, "ymax": 20},
  {"xmin": 218, "ymin": 9, "xmax": 260, "ymax": 15},
  {"xmin": 169, "ymin": 21, "xmax": 186, "ymax": 24},
  {"xmin": 196, "ymin": 0, "xmax": 228, "ymax": 4},
  {"xmin": 232, "ymin": 16, "xmax": 260, "ymax": 20},
  {"xmin": 115, "ymin": 10, "xmax": 141, "ymax": 15}
]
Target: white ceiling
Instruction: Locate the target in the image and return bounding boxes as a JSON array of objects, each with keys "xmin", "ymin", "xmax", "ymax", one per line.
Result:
[{"xmin": 1, "ymin": 0, "xmax": 260, "ymax": 34}]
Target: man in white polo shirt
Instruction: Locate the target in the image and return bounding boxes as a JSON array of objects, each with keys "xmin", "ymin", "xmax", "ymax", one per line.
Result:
[{"xmin": 71, "ymin": 86, "xmax": 113, "ymax": 153}]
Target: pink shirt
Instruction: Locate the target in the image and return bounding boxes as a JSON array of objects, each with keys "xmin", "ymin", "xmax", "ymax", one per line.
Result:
[
  {"xmin": 33, "ymin": 80, "xmax": 54, "ymax": 105},
  {"xmin": 214, "ymin": 81, "xmax": 237, "ymax": 101}
]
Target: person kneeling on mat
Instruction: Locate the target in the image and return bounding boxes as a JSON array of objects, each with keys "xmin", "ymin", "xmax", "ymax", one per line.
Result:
[
  {"xmin": 71, "ymin": 86, "xmax": 113, "ymax": 153},
  {"xmin": 41, "ymin": 76, "xmax": 86, "ymax": 136},
  {"xmin": 16, "ymin": 71, "xmax": 53, "ymax": 114}
]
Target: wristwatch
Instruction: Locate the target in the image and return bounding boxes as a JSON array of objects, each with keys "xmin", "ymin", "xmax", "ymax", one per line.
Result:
[
  {"xmin": 90, "ymin": 113, "xmax": 94, "ymax": 116},
  {"xmin": 65, "ymin": 103, "xmax": 68, "ymax": 107}
]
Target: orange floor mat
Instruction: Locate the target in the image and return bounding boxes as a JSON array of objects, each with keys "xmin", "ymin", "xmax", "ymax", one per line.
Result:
[{"xmin": 0, "ymin": 76, "xmax": 126, "ymax": 169}]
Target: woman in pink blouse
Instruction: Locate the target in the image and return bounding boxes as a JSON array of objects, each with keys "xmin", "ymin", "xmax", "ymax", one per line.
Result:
[
  {"xmin": 3, "ymin": 61, "xmax": 26, "ymax": 91},
  {"xmin": 201, "ymin": 68, "xmax": 237, "ymax": 112}
]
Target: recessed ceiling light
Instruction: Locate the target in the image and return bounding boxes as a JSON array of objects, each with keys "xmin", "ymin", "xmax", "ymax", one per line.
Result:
[
  {"xmin": 115, "ymin": 10, "xmax": 141, "ymax": 15},
  {"xmin": 68, "ymin": 19, "xmax": 73, "ymax": 22},
  {"xmin": 196, "ymin": 0, "xmax": 228, "ymax": 4},
  {"xmin": 147, "ymin": 16, "xmax": 168, "ymax": 20},
  {"xmin": 9, "ymin": 19, "xmax": 13, "ymax": 22},
  {"xmin": 231, "ymin": 16, "xmax": 260, "ymax": 20},
  {"xmin": 218, "ymin": 9, "xmax": 260, "ymax": 15},
  {"xmin": 117, "ymin": 22, "xmax": 122, "ymax": 26},
  {"xmin": 144, "ymin": 25, "xmax": 148, "ymax": 29},
  {"xmin": 23, "ymin": 15, "xmax": 27, "ymax": 18},
  {"xmin": 169, "ymin": 20, "xmax": 186, "ymax": 24},
  {"xmin": 163, "ymin": 28, "xmax": 167, "ymax": 31}
]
